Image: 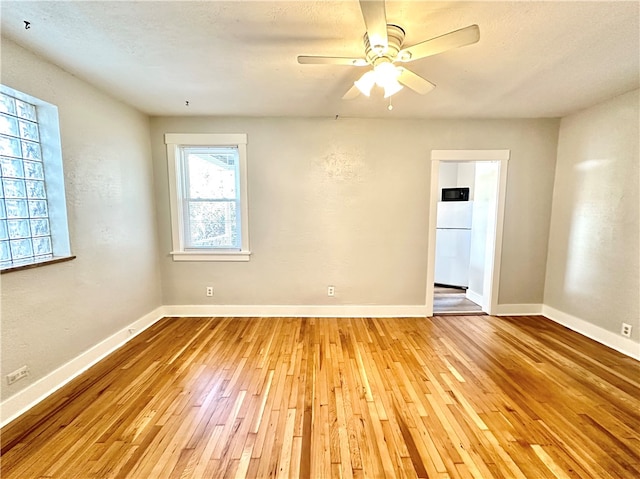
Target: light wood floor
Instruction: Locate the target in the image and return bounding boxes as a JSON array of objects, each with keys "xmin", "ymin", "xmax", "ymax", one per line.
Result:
[{"xmin": 2, "ymin": 315, "xmax": 639, "ymax": 478}]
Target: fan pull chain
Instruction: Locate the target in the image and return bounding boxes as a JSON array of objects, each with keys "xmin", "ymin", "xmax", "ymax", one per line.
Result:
[{"xmin": 388, "ymin": 97, "xmax": 393, "ymax": 111}]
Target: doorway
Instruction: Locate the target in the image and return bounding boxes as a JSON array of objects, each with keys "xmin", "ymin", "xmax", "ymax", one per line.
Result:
[{"xmin": 426, "ymin": 150, "xmax": 510, "ymax": 316}]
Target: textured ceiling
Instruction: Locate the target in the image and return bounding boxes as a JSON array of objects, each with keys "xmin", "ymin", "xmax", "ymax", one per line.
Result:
[{"xmin": 1, "ymin": 1, "xmax": 638, "ymax": 118}]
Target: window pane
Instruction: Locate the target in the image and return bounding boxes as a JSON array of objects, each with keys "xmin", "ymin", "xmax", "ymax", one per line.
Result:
[
  {"xmin": 187, "ymin": 200, "xmax": 238, "ymax": 248},
  {"xmin": 26, "ymin": 180, "xmax": 46, "ymax": 199},
  {"xmin": 32, "ymin": 236, "xmax": 52, "ymax": 256},
  {"xmin": 21, "ymin": 140, "xmax": 41, "ymax": 160},
  {"xmin": 1, "ymin": 157, "xmax": 25, "ymax": 178},
  {"xmin": 0, "ymin": 199, "xmax": 5, "ymax": 218},
  {"xmin": 28, "ymin": 199, "xmax": 48, "ymax": 218},
  {"xmin": 15, "ymin": 99, "xmax": 36, "ymax": 121},
  {"xmin": 5, "ymin": 199, "xmax": 28, "ymax": 218},
  {"xmin": 0, "ymin": 94, "xmax": 16, "ymax": 115},
  {"xmin": 0, "ymin": 219, "xmax": 7, "ymax": 240},
  {"xmin": 30, "ymin": 218, "xmax": 50, "ymax": 237},
  {"xmin": 0, "ymin": 240, "xmax": 10, "ymax": 261},
  {"xmin": 186, "ymin": 150, "xmax": 238, "ymax": 200},
  {"xmin": 7, "ymin": 219, "xmax": 30, "ymax": 239},
  {"xmin": 0, "ymin": 113, "xmax": 19, "ymax": 137},
  {"xmin": 3, "ymin": 178, "xmax": 26, "ymax": 198},
  {"xmin": 0, "ymin": 135, "xmax": 21, "ymax": 157},
  {"xmin": 10, "ymin": 238, "xmax": 33, "ymax": 259},
  {"xmin": 18, "ymin": 120, "xmax": 39, "ymax": 141},
  {"xmin": 23, "ymin": 160, "xmax": 44, "ymax": 179}
]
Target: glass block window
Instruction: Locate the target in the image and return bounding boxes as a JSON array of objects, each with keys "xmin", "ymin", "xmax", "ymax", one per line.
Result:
[{"xmin": 0, "ymin": 92, "xmax": 52, "ymax": 266}]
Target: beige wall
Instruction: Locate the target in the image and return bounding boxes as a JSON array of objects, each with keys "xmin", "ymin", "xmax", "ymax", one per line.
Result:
[
  {"xmin": 0, "ymin": 39, "xmax": 162, "ymax": 401},
  {"xmin": 544, "ymin": 89, "xmax": 639, "ymax": 341},
  {"xmin": 150, "ymin": 116, "xmax": 559, "ymax": 306}
]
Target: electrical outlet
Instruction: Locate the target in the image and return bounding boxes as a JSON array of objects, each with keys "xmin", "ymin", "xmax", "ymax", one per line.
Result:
[
  {"xmin": 327, "ymin": 286, "xmax": 335, "ymax": 297},
  {"xmin": 7, "ymin": 365, "xmax": 29, "ymax": 386},
  {"xmin": 206, "ymin": 286, "xmax": 214, "ymax": 297},
  {"xmin": 621, "ymin": 323, "xmax": 632, "ymax": 338}
]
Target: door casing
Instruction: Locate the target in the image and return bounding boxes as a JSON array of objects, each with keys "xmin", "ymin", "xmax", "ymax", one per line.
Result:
[{"xmin": 426, "ymin": 149, "xmax": 510, "ymax": 316}]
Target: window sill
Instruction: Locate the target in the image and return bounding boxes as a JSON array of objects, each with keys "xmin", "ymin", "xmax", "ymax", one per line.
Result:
[
  {"xmin": 0, "ymin": 255, "xmax": 76, "ymax": 274},
  {"xmin": 170, "ymin": 251, "xmax": 251, "ymax": 262}
]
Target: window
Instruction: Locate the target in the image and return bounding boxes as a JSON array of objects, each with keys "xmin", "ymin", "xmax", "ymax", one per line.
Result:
[
  {"xmin": 0, "ymin": 86, "xmax": 71, "ymax": 271},
  {"xmin": 165, "ymin": 133, "xmax": 250, "ymax": 261}
]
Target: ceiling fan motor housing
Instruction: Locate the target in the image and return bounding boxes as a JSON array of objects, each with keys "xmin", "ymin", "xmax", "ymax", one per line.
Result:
[{"xmin": 364, "ymin": 24, "xmax": 405, "ymax": 66}]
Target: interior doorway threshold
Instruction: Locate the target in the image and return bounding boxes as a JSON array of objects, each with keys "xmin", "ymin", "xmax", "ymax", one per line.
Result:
[
  {"xmin": 433, "ymin": 285, "xmax": 483, "ymax": 315},
  {"xmin": 433, "ymin": 311, "xmax": 488, "ymax": 316}
]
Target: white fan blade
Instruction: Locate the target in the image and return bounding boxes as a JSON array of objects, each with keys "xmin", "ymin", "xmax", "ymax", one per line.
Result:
[
  {"xmin": 359, "ymin": 0, "xmax": 388, "ymax": 52},
  {"xmin": 297, "ymin": 56, "xmax": 368, "ymax": 66},
  {"xmin": 342, "ymin": 84, "xmax": 361, "ymax": 100},
  {"xmin": 397, "ymin": 68, "xmax": 436, "ymax": 95},
  {"xmin": 397, "ymin": 25, "xmax": 480, "ymax": 62}
]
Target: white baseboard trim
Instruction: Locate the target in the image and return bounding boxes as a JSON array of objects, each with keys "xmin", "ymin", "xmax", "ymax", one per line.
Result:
[
  {"xmin": 542, "ymin": 305, "xmax": 640, "ymax": 361},
  {"xmin": 494, "ymin": 303, "xmax": 543, "ymax": 316},
  {"xmin": 0, "ymin": 306, "xmax": 165, "ymax": 429},
  {"xmin": 465, "ymin": 289, "xmax": 484, "ymax": 307},
  {"xmin": 162, "ymin": 304, "xmax": 429, "ymax": 318}
]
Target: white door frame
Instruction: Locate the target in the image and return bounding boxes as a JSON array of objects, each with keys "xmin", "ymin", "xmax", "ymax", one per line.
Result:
[{"xmin": 426, "ymin": 149, "xmax": 510, "ymax": 316}]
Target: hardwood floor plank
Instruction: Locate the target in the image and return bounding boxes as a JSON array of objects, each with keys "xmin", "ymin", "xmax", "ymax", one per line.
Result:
[
  {"xmin": 2, "ymin": 315, "xmax": 639, "ymax": 478},
  {"xmin": 531, "ymin": 444, "xmax": 575, "ymax": 479}
]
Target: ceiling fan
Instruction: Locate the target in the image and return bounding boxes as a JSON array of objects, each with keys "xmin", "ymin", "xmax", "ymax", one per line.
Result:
[{"xmin": 297, "ymin": 0, "xmax": 480, "ymax": 101}]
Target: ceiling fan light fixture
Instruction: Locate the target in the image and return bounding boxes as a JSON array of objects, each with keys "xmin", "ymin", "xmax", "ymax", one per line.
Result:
[
  {"xmin": 373, "ymin": 62, "xmax": 398, "ymax": 84},
  {"xmin": 355, "ymin": 62, "xmax": 404, "ymax": 98},
  {"xmin": 354, "ymin": 70, "xmax": 376, "ymax": 96},
  {"xmin": 374, "ymin": 62, "xmax": 403, "ymax": 98},
  {"xmin": 383, "ymin": 80, "xmax": 403, "ymax": 98}
]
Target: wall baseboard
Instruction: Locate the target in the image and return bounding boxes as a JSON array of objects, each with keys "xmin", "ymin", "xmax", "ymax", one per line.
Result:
[
  {"xmin": 542, "ymin": 305, "xmax": 640, "ymax": 361},
  {"xmin": 0, "ymin": 306, "xmax": 165, "ymax": 429},
  {"xmin": 162, "ymin": 304, "xmax": 429, "ymax": 318},
  {"xmin": 494, "ymin": 303, "xmax": 543, "ymax": 316},
  {"xmin": 465, "ymin": 289, "xmax": 484, "ymax": 308}
]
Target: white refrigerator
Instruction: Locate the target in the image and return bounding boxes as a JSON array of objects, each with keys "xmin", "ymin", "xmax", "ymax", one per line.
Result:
[{"xmin": 435, "ymin": 201, "xmax": 473, "ymax": 288}]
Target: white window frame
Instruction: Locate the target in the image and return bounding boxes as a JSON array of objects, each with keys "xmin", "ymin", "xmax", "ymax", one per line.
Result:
[{"xmin": 165, "ymin": 133, "xmax": 250, "ymax": 262}]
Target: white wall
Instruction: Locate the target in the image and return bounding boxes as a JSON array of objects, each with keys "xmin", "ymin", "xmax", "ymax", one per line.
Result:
[
  {"xmin": 150, "ymin": 116, "xmax": 559, "ymax": 307},
  {"xmin": 0, "ymin": 39, "xmax": 163, "ymax": 402},
  {"xmin": 438, "ymin": 162, "xmax": 476, "ymax": 199},
  {"xmin": 468, "ymin": 162, "xmax": 500, "ymax": 297},
  {"xmin": 457, "ymin": 163, "xmax": 476, "ymax": 199},
  {"xmin": 438, "ymin": 162, "xmax": 459, "ymax": 192},
  {"xmin": 544, "ymin": 89, "xmax": 639, "ymax": 342}
]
